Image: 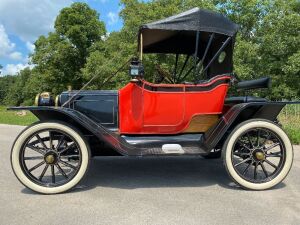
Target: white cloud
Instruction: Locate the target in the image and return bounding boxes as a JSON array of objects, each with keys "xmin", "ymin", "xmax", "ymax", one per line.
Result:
[
  {"xmin": 0, "ymin": 0, "xmax": 72, "ymax": 42},
  {"xmin": 9, "ymin": 51, "xmax": 23, "ymax": 61},
  {"xmin": 26, "ymin": 41, "xmax": 35, "ymax": 53},
  {"xmin": 0, "ymin": 24, "xmax": 26, "ymax": 62},
  {"xmin": 0, "ymin": 0, "xmax": 71, "ymax": 74},
  {"xmin": 107, "ymin": 12, "xmax": 119, "ymax": 25},
  {"xmin": 1, "ymin": 62, "xmax": 34, "ymax": 76},
  {"xmin": 0, "ymin": 24, "xmax": 15, "ymax": 58}
]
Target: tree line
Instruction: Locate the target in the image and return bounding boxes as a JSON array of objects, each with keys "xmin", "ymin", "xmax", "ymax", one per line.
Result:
[{"xmin": 0, "ymin": 0, "xmax": 299, "ymax": 106}]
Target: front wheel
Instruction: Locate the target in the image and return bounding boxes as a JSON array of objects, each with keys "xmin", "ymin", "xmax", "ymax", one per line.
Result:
[
  {"xmin": 11, "ymin": 122, "xmax": 90, "ymax": 194},
  {"xmin": 223, "ymin": 119, "xmax": 293, "ymax": 190}
]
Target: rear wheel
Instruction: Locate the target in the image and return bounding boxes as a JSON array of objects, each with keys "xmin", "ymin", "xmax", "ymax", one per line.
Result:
[
  {"xmin": 223, "ymin": 119, "xmax": 293, "ymax": 190},
  {"xmin": 11, "ymin": 122, "xmax": 90, "ymax": 194}
]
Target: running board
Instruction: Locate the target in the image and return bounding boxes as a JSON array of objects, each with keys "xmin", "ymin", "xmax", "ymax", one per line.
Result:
[
  {"xmin": 122, "ymin": 134, "xmax": 207, "ymax": 155},
  {"xmin": 141, "ymin": 145, "xmax": 206, "ymax": 155}
]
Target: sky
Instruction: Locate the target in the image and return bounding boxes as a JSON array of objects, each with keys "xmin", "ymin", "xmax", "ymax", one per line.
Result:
[{"xmin": 0, "ymin": 0, "xmax": 124, "ymax": 76}]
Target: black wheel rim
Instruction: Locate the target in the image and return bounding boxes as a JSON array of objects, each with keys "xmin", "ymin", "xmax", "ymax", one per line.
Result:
[
  {"xmin": 20, "ymin": 129, "xmax": 82, "ymax": 187},
  {"xmin": 231, "ymin": 128, "xmax": 286, "ymax": 184}
]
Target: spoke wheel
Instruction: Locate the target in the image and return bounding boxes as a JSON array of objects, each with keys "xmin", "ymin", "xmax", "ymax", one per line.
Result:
[
  {"xmin": 20, "ymin": 129, "xmax": 82, "ymax": 187},
  {"xmin": 11, "ymin": 122, "xmax": 90, "ymax": 194},
  {"xmin": 231, "ymin": 128, "xmax": 285, "ymax": 183},
  {"xmin": 223, "ymin": 119, "xmax": 293, "ymax": 190}
]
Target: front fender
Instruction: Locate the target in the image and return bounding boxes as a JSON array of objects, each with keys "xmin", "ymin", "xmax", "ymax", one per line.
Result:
[{"xmin": 8, "ymin": 106, "xmax": 139, "ymax": 156}]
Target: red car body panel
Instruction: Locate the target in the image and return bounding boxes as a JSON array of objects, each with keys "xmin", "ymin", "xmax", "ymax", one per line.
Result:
[{"xmin": 119, "ymin": 75, "xmax": 231, "ymax": 134}]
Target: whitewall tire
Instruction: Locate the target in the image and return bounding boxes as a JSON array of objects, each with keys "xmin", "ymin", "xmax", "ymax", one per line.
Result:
[
  {"xmin": 11, "ymin": 122, "xmax": 90, "ymax": 194},
  {"xmin": 222, "ymin": 119, "xmax": 293, "ymax": 190}
]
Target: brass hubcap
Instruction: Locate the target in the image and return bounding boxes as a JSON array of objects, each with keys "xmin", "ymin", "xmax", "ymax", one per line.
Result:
[
  {"xmin": 254, "ymin": 151, "xmax": 265, "ymax": 161},
  {"xmin": 45, "ymin": 154, "xmax": 57, "ymax": 164}
]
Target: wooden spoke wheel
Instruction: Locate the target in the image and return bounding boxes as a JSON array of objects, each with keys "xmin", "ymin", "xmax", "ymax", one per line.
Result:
[
  {"xmin": 11, "ymin": 122, "xmax": 90, "ymax": 194},
  {"xmin": 223, "ymin": 119, "xmax": 293, "ymax": 190}
]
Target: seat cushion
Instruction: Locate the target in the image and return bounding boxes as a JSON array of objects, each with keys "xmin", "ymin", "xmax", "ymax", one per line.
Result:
[{"xmin": 225, "ymin": 96, "xmax": 267, "ymax": 104}]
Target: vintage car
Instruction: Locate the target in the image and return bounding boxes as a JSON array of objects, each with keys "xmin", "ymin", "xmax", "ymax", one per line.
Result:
[{"xmin": 10, "ymin": 8, "xmax": 297, "ymax": 194}]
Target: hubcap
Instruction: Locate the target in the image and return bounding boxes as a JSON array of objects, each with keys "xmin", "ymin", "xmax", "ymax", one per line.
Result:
[
  {"xmin": 254, "ymin": 151, "xmax": 265, "ymax": 161},
  {"xmin": 44, "ymin": 152, "xmax": 58, "ymax": 164}
]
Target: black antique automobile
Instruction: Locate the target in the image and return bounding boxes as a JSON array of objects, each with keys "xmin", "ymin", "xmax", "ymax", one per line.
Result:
[{"xmin": 10, "ymin": 8, "xmax": 297, "ymax": 194}]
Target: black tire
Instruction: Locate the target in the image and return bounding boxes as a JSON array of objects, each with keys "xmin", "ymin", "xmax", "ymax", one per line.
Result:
[
  {"xmin": 222, "ymin": 119, "xmax": 293, "ymax": 190},
  {"xmin": 11, "ymin": 122, "xmax": 90, "ymax": 194}
]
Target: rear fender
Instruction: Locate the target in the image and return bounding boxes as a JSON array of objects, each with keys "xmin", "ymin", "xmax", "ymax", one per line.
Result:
[{"xmin": 202, "ymin": 102, "xmax": 287, "ymax": 151}]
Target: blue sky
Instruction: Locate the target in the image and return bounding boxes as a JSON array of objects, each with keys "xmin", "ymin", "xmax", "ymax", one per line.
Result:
[{"xmin": 0, "ymin": 0, "xmax": 123, "ymax": 76}]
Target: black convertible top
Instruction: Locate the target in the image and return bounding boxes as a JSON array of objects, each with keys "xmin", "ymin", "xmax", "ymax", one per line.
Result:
[
  {"xmin": 138, "ymin": 8, "xmax": 239, "ymax": 79},
  {"xmin": 140, "ymin": 7, "xmax": 239, "ymax": 37},
  {"xmin": 139, "ymin": 8, "xmax": 239, "ymax": 56}
]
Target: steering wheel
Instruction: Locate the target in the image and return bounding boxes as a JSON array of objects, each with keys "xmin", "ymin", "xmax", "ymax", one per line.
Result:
[{"xmin": 155, "ymin": 64, "xmax": 175, "ymax": 84}]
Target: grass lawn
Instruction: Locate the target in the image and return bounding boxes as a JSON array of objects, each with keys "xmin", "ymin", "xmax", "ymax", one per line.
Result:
[
  {"xmin": 0, "ymin": 105, "xmax": 299, "ymax": 144},
  {"xmin": 279, "ymin": 114, "xmax": 300, "ymax": 145},
  {"xmin": 0, "ymin": 106, "xmax": 37, "ymax": 126}
]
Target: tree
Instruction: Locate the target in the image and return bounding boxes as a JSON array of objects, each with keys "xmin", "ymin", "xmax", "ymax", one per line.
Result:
[
  {"xmin": 4, "ymin": 68, "xmax": 32, "ymax": 106},
  {"xmin": 30, "ymin": 2, "xmax": 106, "ymax": 94},
  {"xmin": 55, "ymin": 3, "xmax": 106, "ymax": 69},
  {"xmin": 217, "ymin": 0, "xmax": 300, "ymax": 99},
  {"xmin": 258, "ymin": 0, "xmax": 300, "ymax": 99},
  {"xmin": 0, "ymin": 75, "xmax": 16, "ymax": 104}
]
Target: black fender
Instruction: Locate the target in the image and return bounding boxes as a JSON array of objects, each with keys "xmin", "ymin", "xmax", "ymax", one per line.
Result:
[
  {"xmin": 8, "ymin": 106, "xmax": 141, "ymax": 156},
  {"xmin": 202, "ymin": 102, "xmax": 298, "ymax": 151}
]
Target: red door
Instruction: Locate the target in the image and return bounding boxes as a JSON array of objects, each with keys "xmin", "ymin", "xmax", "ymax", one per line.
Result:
[
  {"xmin": 143, "ymin": 90, "xmax": 185, "ymax": 126},
  {"xmin": 119, "ymin": 76, "xmax": 230, "ymax": 134}
]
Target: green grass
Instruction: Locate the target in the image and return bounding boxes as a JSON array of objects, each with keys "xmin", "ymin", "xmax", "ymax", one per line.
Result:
[
  {"xmin": 0, "ymin": 106, "xmax": 37, "ymax": 126},
  {"xmin": 278, "ymin": 114, "xmax": 300, "ymax": 145}
]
